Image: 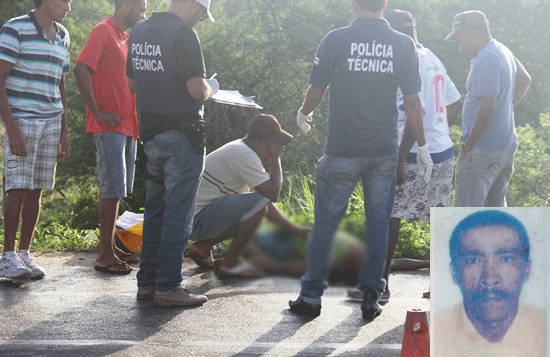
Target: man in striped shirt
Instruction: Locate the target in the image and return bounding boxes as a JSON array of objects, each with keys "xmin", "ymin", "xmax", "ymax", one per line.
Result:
[{"xmin": 0, "ymin": 0, "xmax": 72, "ymax": 280}]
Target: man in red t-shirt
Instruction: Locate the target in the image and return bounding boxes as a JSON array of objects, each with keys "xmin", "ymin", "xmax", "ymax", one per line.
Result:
[{"xmin": 74, "ymin": 0, "xmax": 147, "ymax": 274}]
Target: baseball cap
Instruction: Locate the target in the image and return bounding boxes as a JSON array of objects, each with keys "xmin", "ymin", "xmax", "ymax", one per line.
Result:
[
  {"xmin": 248, "ymin": 114, "xmax": 293, "ymax": 147},
  {"xmin": 385, "ymin": 9, "xmax": 416, "ymax": 29},
  {"xmin": 196, "ymin": 0, "xmax": 215, "ymax": 22},
  {"xmin": 445, "ymin": 10, "xmax": 489, "ymax": 41}
]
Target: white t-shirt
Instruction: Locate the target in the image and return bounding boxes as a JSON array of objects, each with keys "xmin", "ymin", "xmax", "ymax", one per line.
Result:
[
  {"xmin": 397, "ymin": 44, "xmax": 462, "ymax": 154},
  {"xmin": 195, "ymin": 139, "xmax": 270, "ymax": 215}
]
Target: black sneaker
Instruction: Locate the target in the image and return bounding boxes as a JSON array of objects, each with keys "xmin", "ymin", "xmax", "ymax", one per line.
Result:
[
  {"xmin": 361, "ymin": 289, "xmax": 382, "ymax": 320},
  {"xmin": 288, "ymin": 296, "xmax": 321, "ymax": 317}
]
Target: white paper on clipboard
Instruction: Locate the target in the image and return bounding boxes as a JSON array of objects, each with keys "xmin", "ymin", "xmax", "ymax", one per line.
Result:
[
  {"xmin": 115, "ymin": 211, "xmax": 144, "ymax": 231},
  {"xmin": 211, "ymin": 90, "xmax": 263, "ymax": 109}
]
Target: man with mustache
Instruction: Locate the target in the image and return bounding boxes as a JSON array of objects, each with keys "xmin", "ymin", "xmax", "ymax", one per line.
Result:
[
  {"xmin": 433, "ymin": 210, "xmax": 545, "ymax": 356},
  {"xmin": 446, "ymin": 10, "xmax": 531, "ymax": 207}
]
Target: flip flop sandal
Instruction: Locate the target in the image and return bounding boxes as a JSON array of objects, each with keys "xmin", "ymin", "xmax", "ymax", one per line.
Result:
[
  {"xmin": 188, "ymin": 249, "xmax": 216, "ymax": 270},
  {"xmin": 94, "ymin": 262, "xmax": 133, "ymax": 275},
  {"xmin": 117, "ymin": 252, "xmax": 140, "ymax": 264}
]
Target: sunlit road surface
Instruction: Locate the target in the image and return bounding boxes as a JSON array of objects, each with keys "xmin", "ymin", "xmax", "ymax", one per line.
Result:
[{"xmin": 0, "ymin": 252, "xmax": 429, "ymax": 356}]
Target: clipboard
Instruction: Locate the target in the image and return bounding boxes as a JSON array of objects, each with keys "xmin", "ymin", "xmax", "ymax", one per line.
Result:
[{"xmin": 211, "ymin": 90, "xmax": 263, "ymax": 109}]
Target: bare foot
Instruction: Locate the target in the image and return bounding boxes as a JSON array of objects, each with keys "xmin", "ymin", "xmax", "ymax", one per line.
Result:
[
  {"xmin": 114, "ymin": 247, "xmax": 140, "ymax": 264},
  {"xmin": 217, "ymin": 258, "xmax": 263, "ymax": 278}
]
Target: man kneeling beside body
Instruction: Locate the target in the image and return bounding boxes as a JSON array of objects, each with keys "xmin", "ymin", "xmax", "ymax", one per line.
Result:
[{"xmin": 188, "ymin": 114, "xmax": 293, "ymax": 277}]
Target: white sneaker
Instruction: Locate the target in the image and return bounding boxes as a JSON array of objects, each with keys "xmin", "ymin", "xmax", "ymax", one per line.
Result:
[
  {"xmin": 0, "ymin": 253, "xmax": 32, "ymax": 279},
  {"xmin": 18, "ymin": 251, "xmax": 45, "ymax": 279}
]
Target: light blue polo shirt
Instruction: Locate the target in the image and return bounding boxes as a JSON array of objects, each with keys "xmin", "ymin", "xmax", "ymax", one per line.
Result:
[{"xmin": 461, "ymin": 40, "xmax": 522, "ymax": 150}]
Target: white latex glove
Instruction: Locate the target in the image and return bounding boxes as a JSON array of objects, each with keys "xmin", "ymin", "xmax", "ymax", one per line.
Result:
[
  {"xmin": 206, "ymin": 78, "xmax": 219, "ymax": 96},
  {"xmin": 296, "ymin": 109, "xmax": 312, "ymax": 134},
  {"xmin": 417, "ymin": 144, "xmax": 433, "ymax": 184}
]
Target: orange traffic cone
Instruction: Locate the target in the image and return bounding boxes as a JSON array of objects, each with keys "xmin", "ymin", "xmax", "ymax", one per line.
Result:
[{"xmin": 400, "ymin": 309, "xmax": 430, "ymax": 357}]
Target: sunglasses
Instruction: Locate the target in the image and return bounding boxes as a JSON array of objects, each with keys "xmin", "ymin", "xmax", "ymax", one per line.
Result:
[{"xmin": 193, "ymin": 1, "xmax": 208, "ymax": 22}]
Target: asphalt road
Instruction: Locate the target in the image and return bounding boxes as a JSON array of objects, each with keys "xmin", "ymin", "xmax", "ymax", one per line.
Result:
[{"xmin": 0, "ymin": 252, "xmax": 430, "ymax": 357}]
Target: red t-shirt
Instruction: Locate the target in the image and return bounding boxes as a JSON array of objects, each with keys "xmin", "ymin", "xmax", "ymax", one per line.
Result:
[{"xmin": 76, "ymin": 17, "xmax": 138, "ymax": 139}]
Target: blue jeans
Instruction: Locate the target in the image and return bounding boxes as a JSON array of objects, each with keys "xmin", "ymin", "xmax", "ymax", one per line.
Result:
[
  {"xmin": 137, "ymin": 130, "xmax": 204, "ymax": 293},
  {"xmin": 300, "ymin": 154, "xmax": 397, "ymax": 304}
]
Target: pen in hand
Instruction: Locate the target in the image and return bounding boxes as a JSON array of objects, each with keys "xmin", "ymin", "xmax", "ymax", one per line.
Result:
[{"xmin": 210, "ymin": 66, "xmax": 223, "ymax": 79}]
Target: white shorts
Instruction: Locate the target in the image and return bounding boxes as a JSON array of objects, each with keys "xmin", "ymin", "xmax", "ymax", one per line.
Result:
[
  {"xmin": 3, "ymin": 117, "xmax": 61, "ymax": 191},
  {"xmin": 391, "ymin": 156, "xmax": 454, "ymax": 222}
]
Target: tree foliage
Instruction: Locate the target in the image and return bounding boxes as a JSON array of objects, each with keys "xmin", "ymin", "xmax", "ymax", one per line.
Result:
[
  {"xmin": 507, "ymin": 113, "xmax": 550, "ymax": 207},
  {"xmin": 1, "ymin": 0, "xmax": 549, "ymax": 214}
]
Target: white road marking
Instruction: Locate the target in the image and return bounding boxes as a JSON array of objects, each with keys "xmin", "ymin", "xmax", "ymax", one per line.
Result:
[{"xmin": 0, "ymin": 339, "xmax": 402, "ymax": 351}]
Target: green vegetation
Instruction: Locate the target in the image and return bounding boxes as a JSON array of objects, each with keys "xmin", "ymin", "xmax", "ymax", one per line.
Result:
[{"xmin": 0, "ymin": 0, "xmax": 549, "ymax": 258}]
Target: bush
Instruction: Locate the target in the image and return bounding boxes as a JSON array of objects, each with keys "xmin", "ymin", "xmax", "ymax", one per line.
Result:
[
  {"xmin": 394, "ymin": 220, "xmax": 430, "ymax": 260},
  {"xmin": 507, "ymin": 113, "xmax": 550, "ymax": 207},
  {"xmin": 31, "ymin": 225, "xmax": 99, "ymax": 252},
  {"xmin": 0, "ymin": 182, "xmax": 101, "ymax": 252}
]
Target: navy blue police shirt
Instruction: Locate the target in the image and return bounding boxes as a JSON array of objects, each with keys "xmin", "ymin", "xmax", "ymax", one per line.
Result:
[
  {"xmin": 310, "ymin": 17, "xmax": 421, "ymax": 158},
  {"xmin": 126, "ymin": 12, "xmax": 206, "ymax": 141}
]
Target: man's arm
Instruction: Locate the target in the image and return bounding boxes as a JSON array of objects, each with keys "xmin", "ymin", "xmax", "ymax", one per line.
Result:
[
  {"xmin": 463, "ymin": 95, "xmax": 497, "ymax": 153},
  {"xmin": 253, "ymin": 145, "xmax": 284, "ymax": 202},
  {"xmin": 186, "ymin": 77, "xmax": 212, "ymax": 102},
  {"xmin": 400, "ymin": 93, "xmax": 432, "ymax": 183},
  {"xmin": 0, "ymin": 59, "xmax": 26, "ymax": 157},
  {"xmin": 128, "ymin": 77, "xmax": 136, "ymax": 94},
  {"xmin": 297, "ymin": 85, "xmax": 325, "ymax": 133},
  {"xmin": 73, "ymin": 62, "xmax": 120, "ymax": 127},
  {"xmin": 447, "ymin": 99, "xmax": 463, "ymax": 126},
  {"xmin": 299, "ymin": 85, "xmax": 325, "ymax": 116},
  {"xmin": 402, "ymin": 93, "xmax": 427, "ymax": 147},
  {"xmin": 513, "ymin": 65, "xmax": 531, "ymax": 106},
  {"xmin": 265, "ymin": 203, "xmax": 310, "ymax": 239},
  {"xmin": 58, "ymin": 74, "xmax": 71, "ymax": 161}
]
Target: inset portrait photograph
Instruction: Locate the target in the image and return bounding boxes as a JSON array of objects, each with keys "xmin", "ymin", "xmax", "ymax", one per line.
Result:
[{"xmin": 431, "ymin": 208, "xmax": 548, "ymax": 356}]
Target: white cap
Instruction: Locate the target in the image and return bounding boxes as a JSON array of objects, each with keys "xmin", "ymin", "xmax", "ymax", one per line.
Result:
[{"xmin": 196, "ymin": 0, "xmax": 215, "ymax": 22}]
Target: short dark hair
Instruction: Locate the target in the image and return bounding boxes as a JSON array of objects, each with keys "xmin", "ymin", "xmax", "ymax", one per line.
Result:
[
  {"xmin": 34, "ymin": 0, "xmax": 44, "ymax": 8},
  {"xmin": 385, "ymin": 9, "xmax": 416, "ymax": 37},
  {"xmin": 113, "ymin": 0, "xmax": 142, "ymax": 11},
  {"xmin": 356, "ymin": 0, "xmax": 385, "ymax": 13},
  {"xmin": 395, "ymin": 26, "xmax": 414, "ymax": 38},
  {"xmin": 450, "ymin": 210, "xmax": 530, "ymax": 270}
]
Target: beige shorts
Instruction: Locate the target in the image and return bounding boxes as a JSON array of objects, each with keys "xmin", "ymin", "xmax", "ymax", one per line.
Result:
[{"xmin": 3, "ymin": 117, "xmax": 61, "ymax": 191}]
